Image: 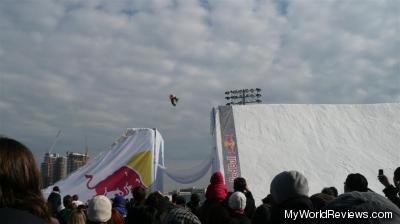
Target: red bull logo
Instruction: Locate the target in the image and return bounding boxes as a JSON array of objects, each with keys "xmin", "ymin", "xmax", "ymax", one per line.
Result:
[
  {"xmin": 224, "ymin": 135, "xmax": 236, "ymax": 151},
  {"xmin": 85, "ymin": 150, "xmax": 152, "ymax": 196},
  {"xmin": 85, "ymin": 166, "xmax": 146, "ymax": 196}
]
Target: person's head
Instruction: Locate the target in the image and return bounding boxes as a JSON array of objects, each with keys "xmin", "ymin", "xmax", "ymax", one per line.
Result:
[
  {"xmin": 344, "ymin": 173, "xmax": 368, "ymax": 192},
  {"xmin": 310, "ymin": 193, "xmax": 335, "ymax": 210},
  {"xmin": 87, "ymin": 195, "xmax": 112, "ymax": 223},
  {"xmin": 234, "ymin": 177, "xmax": 247, "ymax": 192},
  {"xmin": 229, "ymin": 192, "xmax": 246, "ymax": 213},
  {"xmin": 210, "ymin": 171, "xmax": 224, "ymax": 185},
  {"xmin": 393, "ymin": 167, "xmax": 400, "ymax": 188},
  {"xmin": 190, "ymin": 193, "xmax": 200, "ymax": 205},
  {"xmin": 132, "ymin": 186, "xmax": 146, "ymax": 203},
  {"xmin": 175, "ymin": 195, "xmax": 186, "ymax": 206},
  {"xmin": 146, "ymin": 191, "xmax": 170, "ymax": 212},
  {"xmin": 53, "ymin": 186, "xmax": 60, "ymax": 193},
  {"xmin": 72, "ymin": 194, "xmax": 79, "ymax": 201},
  {"xmin": 63, "ymin": 195, "xmax": 74, "ymax": 209},
  {"xmin": 68, "ymin": 209, "xmax": 86, "ymax": 224},
  {"xmin": 0, "ymin": 137, "xmax": 50, "ymax": 220},
  {"xmin": 321, "ymin": 187, "xmax": 338, "ymax": 197},
  {"xmin": 270, "ymin": 170, "xmax": 309, "ymax": 205}
]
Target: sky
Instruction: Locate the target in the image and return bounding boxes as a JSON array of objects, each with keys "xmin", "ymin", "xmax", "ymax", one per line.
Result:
[{"xmin": 0, "ymin": 0, "xmax": 399, "ymax": 190}]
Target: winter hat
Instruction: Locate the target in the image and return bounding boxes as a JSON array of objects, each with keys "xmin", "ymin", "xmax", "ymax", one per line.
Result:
[
  {"xmin": 270, "ymin": 170, "xmax": 309, "ymax": 204},
  {"xmin": 324, "ymin": 191, "xmax": 400, "ymax": 224},
  {"xmin": 88, "ymin": 195, "xmax": 112, "ymax": 222},
  {"xmin": 229, "ymin": 192, "xmax": 247, "ymax": 212},
  {"xmin": 345, "ymin": 173, "xmax": 368, "ymax": 192}
]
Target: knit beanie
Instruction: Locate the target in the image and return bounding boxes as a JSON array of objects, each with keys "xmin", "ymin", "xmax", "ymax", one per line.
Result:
[
  {"xmin": 229, "ymin": 192, "xmax": 247, "ymax": 211},
  {"xmin": 87, "ymin": 195, "xmax": 112, "ymax": 222},
  {"xmin": 270, "ymin": 170, "xmax": 309, "ymax": 204}
]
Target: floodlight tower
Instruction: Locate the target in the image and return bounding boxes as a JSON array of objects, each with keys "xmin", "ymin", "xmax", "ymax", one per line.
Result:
[{"xmin": 224, "ymin": 88, "xmax": 262, "ymax": 105}]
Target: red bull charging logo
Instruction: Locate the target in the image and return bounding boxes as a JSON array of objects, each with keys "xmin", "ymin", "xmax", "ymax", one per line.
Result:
[{"xmin": 85, "ymin": 150, "xmax": 152, "ymax": 196}]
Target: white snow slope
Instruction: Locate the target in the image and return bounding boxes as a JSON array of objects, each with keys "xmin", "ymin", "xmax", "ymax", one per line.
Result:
[{"xmin": 230, "ymin": 104, "xmax": 400, "ymax": 204}]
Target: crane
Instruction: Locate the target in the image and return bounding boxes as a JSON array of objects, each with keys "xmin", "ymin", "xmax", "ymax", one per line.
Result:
[{"xmin": 48, "ymin": 130, "xmax": 62, "ymax": 154}]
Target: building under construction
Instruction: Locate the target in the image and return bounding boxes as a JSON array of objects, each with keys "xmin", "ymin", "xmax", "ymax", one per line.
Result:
[{"xmin": 41, "ymin": 151, "xmax": 89, "ymax": 188}]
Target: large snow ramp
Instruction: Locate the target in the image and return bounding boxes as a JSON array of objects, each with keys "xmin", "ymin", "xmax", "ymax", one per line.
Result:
[
  {"xmin": 43, "ymin": 128, "xmax": 164, "ymax": 202},
  {"xmin": 211, "ymin": 104, "xmax": 400, "ymax": 204}
]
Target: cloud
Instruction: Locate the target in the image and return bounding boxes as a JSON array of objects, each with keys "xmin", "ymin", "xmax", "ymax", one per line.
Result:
[{"xmin": 0, "ymin": 0, "xmax": 399, "ymax": 190}]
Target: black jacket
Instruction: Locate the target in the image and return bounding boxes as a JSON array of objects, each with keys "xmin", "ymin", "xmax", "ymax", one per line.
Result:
[
  {"xmin": 47, "ymin": 191, "xmax": 61, "ymax": 216},
  {"xmin": 383, "ymin": 185, "xmax": 400, "ymax": 208}
]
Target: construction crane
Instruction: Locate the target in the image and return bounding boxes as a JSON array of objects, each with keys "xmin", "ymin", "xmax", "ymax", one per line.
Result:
[{"xmin": 48, "ymin": 130, "xmax": 62, "ymax": 154}]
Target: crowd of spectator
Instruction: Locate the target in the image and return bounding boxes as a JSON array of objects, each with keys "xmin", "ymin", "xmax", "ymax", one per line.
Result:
[{"xmin": 1, "ymin": 136, "xmax": 400, "ymax": 224}]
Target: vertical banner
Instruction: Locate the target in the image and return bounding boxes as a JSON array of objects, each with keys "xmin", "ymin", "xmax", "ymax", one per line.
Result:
[{"xmin": 218, "ymin": 106, "xmax": 241, "ymax": 190}]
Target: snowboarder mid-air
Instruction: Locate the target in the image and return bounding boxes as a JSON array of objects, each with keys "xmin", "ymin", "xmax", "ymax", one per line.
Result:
[{"xmin": 169, "ymin": 94, "xmax": 179, "ymax": 106}]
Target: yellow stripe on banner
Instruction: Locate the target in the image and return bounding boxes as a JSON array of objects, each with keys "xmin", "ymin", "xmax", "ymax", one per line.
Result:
[{"xmin": 127, "ymin": 150, "xmax": 153, "ymax": 187}]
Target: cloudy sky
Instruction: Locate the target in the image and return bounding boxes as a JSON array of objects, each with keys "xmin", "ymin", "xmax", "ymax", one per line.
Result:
[{"xmin": 0, "ymin": 0, "xmax": 399, "ymax": 189}]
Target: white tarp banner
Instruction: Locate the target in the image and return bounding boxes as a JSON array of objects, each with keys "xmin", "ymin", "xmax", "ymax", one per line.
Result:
[
  {"xmin": 212, "ymin": 104, "xmax": 400, "ymax": 204},
  {"xmin": 43, "ymin": 128, "xmax": 164, "ymax": 202}
]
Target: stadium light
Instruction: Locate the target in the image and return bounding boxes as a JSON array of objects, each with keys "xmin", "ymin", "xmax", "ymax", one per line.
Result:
[{"xmin": 224, "ymin": 88, "xmax": 262, "ymax": 105}]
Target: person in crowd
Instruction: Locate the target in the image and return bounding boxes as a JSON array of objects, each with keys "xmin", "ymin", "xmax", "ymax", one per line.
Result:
[
  {"xmin": 113, "ymin": 195, "xmax": 127, "ymax": 219},
  {"xmin": 252, "ymin": 194, "xmax": 272, "ymax": 224},
  {"xmin": 310, "ymin": 193, "xmax": 335, "ymax": 210},
  {"xmin": 145, "ymin": 191, "xmax": 173, "ymax": 223},
  {"xmin": 186, "ymin": 193, "xmax": 201, "ymax": 218},
  {"xmin": 72, "ymin": 195, "xmax": 84, "ymax": 208},
  {"xmin": 344, "ymin": 173, "xmax": 370, "ymax": 192},
  {"xmin": 199, "ymin": 171, "xmax": 230, "ymax": 224},
  {"xmin": 68, "ymin": 208, "xmax": 86, "ymax": 224},
  {"xmin": 321, "ymin": 187, "xmax": 338, "ymax": 197},
  {"xmin": 48, "ymin": 186, "xmax": 63, "ymax": 217},
  {"xmin": 224, "ymin": 177, "xmax": 256, "ymax": 219},
  {"xmin": 321, "ymin": 191, "xmax": 400, "ymax": 224},
  {"xmin": 127, "ymin": 187, "xmax": 157, "ymax": 224},
  {"xmin": 132, "ymin": 186, "xmax": 147, "ymax": 206},
  {"xmin": 87, "ymin": 195, "xmax": 112, "ymax": 224},
  {"xmin": 0, "ymin": 137, "xmax": 55, "ymax": 224},
  {"xmin": 164, "ymin": 195, "xmax": 201, "ymax": 224},
  {"xmin": 378, "ymin": 167, "xmax": 400, "ymax": 208},
  {"xmin": 227, "ymin": 192, "xmax": 251, "ymax": 224},
  {"xmin": 269, "ymin": 170, "xmax": 313, "ymax": 223},
  {"xmin": 205, "ymin": 171, "xmax": 228, "ymax": 202},
  {"xmin": 59, "ymin": 195, "xmax": 74, "ymax": 224}
]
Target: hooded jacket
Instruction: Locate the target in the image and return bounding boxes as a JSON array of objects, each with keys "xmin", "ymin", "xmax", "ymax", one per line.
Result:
[{"xmin": 205, "ymin": 172, "xmax": 228, "ymax": 202}]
